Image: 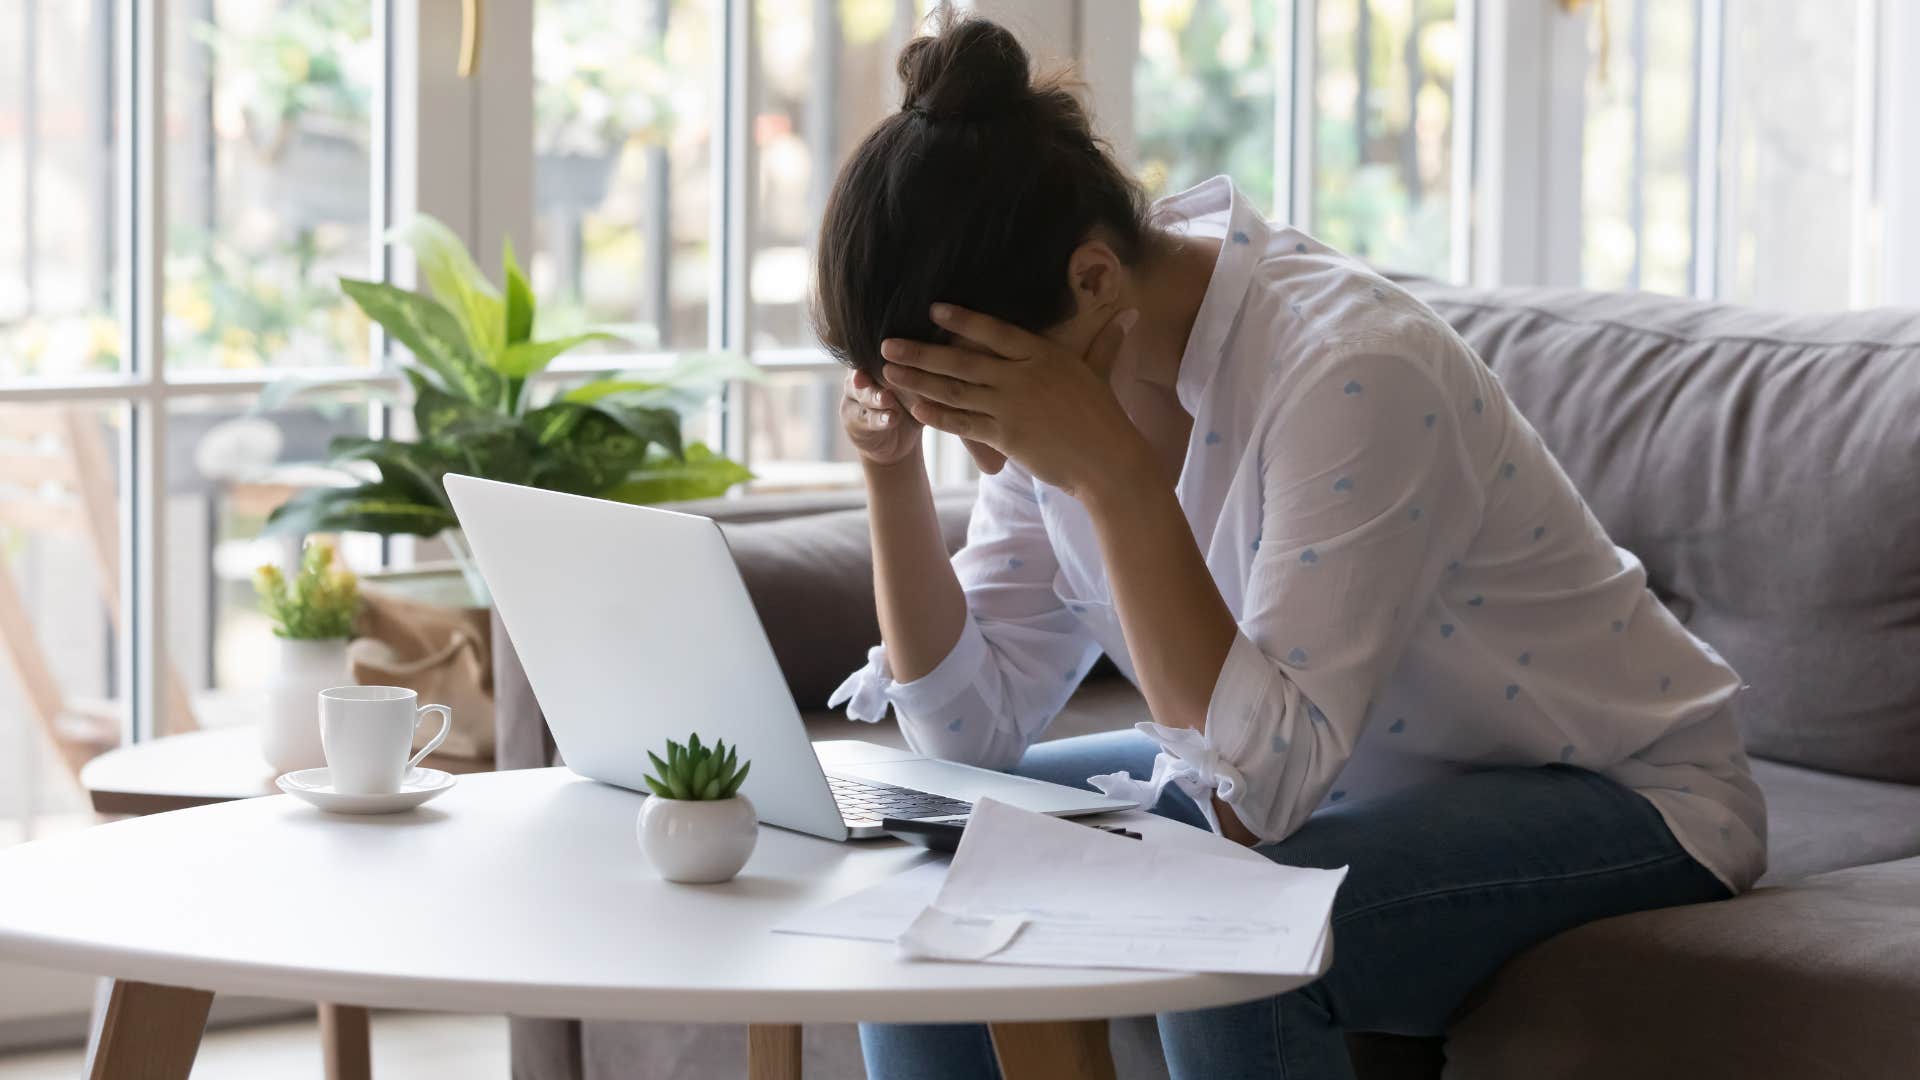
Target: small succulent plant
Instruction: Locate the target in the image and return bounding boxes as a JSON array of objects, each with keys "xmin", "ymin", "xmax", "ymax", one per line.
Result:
[{"xmin": 643, "ymin": 734, "xmax": 751, "ymax": 801}]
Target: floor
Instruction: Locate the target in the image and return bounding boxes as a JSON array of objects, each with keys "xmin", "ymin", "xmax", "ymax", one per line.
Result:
[{"xmin": 0, "ymin": 1011, "xmax": 507, "ymax": 1079}]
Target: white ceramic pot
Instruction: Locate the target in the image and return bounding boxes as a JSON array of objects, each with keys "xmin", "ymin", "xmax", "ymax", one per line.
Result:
[
  {"xmin": 636, "ymin": 795, "xmax": 758, "ymax": 884},
  {"xmin": 261, "ymin": 638, "xmax": 350, "ymax": 774}
]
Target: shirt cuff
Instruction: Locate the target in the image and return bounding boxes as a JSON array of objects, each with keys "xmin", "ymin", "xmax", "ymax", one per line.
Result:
[
  {"xmin": 828, "ymin": 618, "xmax": 991, "ymax": 724},
  {"xmin": 1087, "ymin": 632, "xmax": 1279, "ymax": 840}
]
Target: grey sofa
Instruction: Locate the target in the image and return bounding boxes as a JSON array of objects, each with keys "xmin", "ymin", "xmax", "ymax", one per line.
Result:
[{"xmin": 499, "ymin": 280, "xmax": 1920, "ymax": 1079}]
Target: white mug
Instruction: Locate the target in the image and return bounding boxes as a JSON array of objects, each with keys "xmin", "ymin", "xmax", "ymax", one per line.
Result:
[{"xmin": 319, "ymin": 686, "xmax": 452, "ymax": 795}]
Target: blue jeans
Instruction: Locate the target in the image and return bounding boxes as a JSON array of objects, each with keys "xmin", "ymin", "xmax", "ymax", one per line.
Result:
[{"xmin": 861, "ymin": 730, "xmax": 1730, "ymax": 1080}]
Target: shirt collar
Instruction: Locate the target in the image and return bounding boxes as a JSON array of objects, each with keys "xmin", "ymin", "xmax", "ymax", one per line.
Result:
[{"xmin": 1156, "ymin": 176, "xmax": 1268, "ymax": 414}]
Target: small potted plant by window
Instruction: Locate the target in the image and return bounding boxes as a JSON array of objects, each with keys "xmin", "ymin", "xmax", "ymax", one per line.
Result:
[
  {"xmin": 255, "ymin": 541, "xmax": 361, "ymax": 773},
  {"xmin": 636, "ymin": 735, "xmax": 756, "ymax": 884}
]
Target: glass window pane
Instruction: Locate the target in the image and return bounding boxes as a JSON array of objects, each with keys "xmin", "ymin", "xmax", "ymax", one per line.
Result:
[
  {"xmin": 532, "ymin": 0, "xmax": 715, "ymax": 351},
  {"xmin": 1718, "ymin": 0, "xmax": 1863, "ymax": 311},
  {"xmin": 750, "ymin": 0, "xmax": 932, "ymax": 352},
  {"xmin": 1312, "ymin": 0, "xmax": 1458, "ymax": 276},
  {"xmin": 1, "ymin": 2, "xmax": 125, "ymax": 380},
  {"xmin": 743, "ymin": 370, "xmax": 861, "ymax": 484},
  {"xmin": 0, "ymin": 403, "xmax": 129, "ymax": 844},
  {"xmin": 1581, "ymin": 0, "xmax": 1697, "ymax": 296},
  {"xmin": 164, "ymin": 0, "xmax": 376, "ymax": 373},
  {"xmin": 164, "ymin": 392, "xmax": 378, "ymax": 710},
  {"xmin": 1134, "ymin": 0, "xmax": 1280, "ymax": 212}
]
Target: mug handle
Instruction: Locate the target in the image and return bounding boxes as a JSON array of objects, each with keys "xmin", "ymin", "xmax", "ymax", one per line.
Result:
[{"xmin": 408, "ymin": 704, "xmax": 453, "ymax": 770}]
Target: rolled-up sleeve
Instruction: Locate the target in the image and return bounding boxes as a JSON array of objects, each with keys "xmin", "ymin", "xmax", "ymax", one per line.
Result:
[
  {"xmin": 829, "ymin": 461, "xmax": 1102, "ymax": 769},
  {"xmin": 1135, "ymin": 343, "xmax": 1483, "ymax": 843}
]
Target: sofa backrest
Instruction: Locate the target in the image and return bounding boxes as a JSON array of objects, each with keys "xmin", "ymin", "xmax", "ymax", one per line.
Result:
[
  {"xmin": 691, "ymin": 489, "xmax": 976, "ymax": 710},
  {"xmin": 1403, "ymin": 279, "xmax": 1920, "ymax": 784}
]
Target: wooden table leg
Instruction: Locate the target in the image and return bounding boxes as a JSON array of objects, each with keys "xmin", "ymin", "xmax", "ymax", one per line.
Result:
[
  {"xmin": 748, "ymin": 1023, "xmax": 803, "ymax": 1080},
  {"xmin": 989, "ymin": 1019, "xmax": 1115, "ymax": 1080},
  {"xmin": 319, "ymin": 1003, "xmax": 373, "ymax": 1080},
  {"xmin": 87, "ymin": 980, "xmax": 214, "ymax": 1080}
]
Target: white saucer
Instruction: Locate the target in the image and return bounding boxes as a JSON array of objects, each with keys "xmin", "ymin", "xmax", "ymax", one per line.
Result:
[{"xmin": 276, "ymin": 768, "xmax": 456, "ymax": 815}]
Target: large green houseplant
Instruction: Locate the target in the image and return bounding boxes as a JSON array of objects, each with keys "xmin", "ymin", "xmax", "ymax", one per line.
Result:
[{"xmin": 265, "ymin": 216, "xmax": 754, "ymax": 599}]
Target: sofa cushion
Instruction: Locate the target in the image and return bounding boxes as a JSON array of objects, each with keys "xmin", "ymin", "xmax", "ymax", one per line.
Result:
[
  {"xmin": 1751, "ymin": 757, "xmax": 1920, "ymax": 883},
  {"xmin": 718, "ymin": 494, "xmax": 973, "ymax": 711},
  {"xmin": 1403, "ymin": 280, "xmax": 1920, "ymax": 784},
  {"xmin": 1444, "ymin": 855, "xmax": 1920, "ymax": 1080}
]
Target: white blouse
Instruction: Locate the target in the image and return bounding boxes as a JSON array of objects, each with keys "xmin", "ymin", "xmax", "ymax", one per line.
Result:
[{"xmin": 831, "ymin": 177, "xmax": 1766, "ymax": 893}]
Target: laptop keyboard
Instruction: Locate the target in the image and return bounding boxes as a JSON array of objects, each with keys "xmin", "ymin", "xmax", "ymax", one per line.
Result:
[{"xmin": 828, "ymin": 775, "xmax": 973, "ymax": 825}]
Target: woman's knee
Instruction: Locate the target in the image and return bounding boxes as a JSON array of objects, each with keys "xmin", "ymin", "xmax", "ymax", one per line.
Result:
[{"xmin": 1008, "ymin": 729, "xmax": 1161, "ymax": 789}]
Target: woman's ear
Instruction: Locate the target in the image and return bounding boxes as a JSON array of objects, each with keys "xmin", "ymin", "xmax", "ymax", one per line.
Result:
[{"xmin": 1066, "ymin": 240, "xmax": 1124, "ymax": 310}]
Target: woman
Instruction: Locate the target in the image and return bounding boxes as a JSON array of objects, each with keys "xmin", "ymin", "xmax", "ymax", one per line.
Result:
[{"xmin": 817, "ymin": 14, "xmax": 1763, "ymax": 1080}]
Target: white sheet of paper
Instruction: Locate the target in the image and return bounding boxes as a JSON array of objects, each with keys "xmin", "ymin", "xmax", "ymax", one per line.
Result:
[
  {"xmin": 774, "ymin": 858, "xmax": 949, "ymax": 943},
  {"xmin": 898, "ymin": 908, "xmax": 1028, "ymax": 960},
  {"xmin": 776, "ymin": 799, "xmax": 1347, "ymax": 977}
]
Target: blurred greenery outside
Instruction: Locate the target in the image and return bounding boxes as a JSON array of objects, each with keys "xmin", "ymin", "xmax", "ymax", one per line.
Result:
[{"xmin": 1136, "ymin": 0, "xmax": 1459, "ymax": 279}]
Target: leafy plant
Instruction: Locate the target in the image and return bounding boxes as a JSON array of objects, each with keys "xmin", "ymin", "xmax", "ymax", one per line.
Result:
[
  {"xmin": 264, "ymin": 215, "xmax": 755, "ymax": 544},
  {"xmin": 643, "ymin": 734, "xmax": 751, "ymax": 802},
  {"xmin": 255, "ymin": 541, "xmax": 361, "ymax": 640}
]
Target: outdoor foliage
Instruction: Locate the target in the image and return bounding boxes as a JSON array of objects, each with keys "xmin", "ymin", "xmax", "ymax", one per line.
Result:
[
  {"xmin": 265, "ymin": 215, "xmax": 755, "ymax": 539},
  {"xmin": 254, "ymin": 540, "xmax": 361, "ymax": 640},
  {"xmin": 643, "ymin": 734, "xmax": 751, "ymax": 801}
]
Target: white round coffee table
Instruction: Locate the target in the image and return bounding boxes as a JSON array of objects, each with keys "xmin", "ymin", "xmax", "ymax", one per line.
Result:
[{"xmin": 0, "ymin": 767, "xmax": 1305, "ymax": 1079}]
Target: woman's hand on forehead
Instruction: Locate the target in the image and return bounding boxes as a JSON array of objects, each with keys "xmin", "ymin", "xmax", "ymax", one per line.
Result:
[{"xmin": 878, "ymin": 304, "xmax": 1148, "ymax": 497}]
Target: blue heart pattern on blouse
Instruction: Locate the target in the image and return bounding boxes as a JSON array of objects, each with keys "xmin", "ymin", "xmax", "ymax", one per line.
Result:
[
  {"xmin": 1300, "ymin": 549, "xmax": 1319, "ymax": 564},
  {"xmin": 947, "ymin": 718, "xmax": 964, "ymax": 732},
  {"xmin": 1389, "ymin": 717, "xmax": 1406, "ymax": 734},
  {"xmin": 1205, "ymin": 430, "xmax": 1222, "ymax": 445},
  {"xmin": 1343, "ymin": 380, "xmax": 1364, "ymax": 395},
  {"xmin": 1333, "ymin": 476, "xmax": 1353, "ymax": 493},
  {"xmin": 1440, "ymin": 624, "xmax": 1455, "ymax": 638},
  {"xmin": 1286, "ymin": 647, "xmax": 1308, "ymax": 665},
  {"xmin": 1232, "ymin": 230, "xmax": 1251, "ymax": 244},
  {"xmin": 1505, "ymin": 684, "xmax": 1520, "ymax": 701}
]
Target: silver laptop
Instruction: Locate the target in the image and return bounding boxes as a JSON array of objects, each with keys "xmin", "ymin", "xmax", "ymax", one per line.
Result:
[{"xmin": 444, "ymin": 474, "xmax": 1135, "ymax": 841}]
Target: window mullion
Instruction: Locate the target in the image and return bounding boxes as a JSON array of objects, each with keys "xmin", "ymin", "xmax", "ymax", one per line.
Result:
[
  {"xmin": 715, "ymin": 0, "xmax": 755, "ymax": 467},
  {"xmin": 1470, "ymin": 0, "xmax": 1585, "ymax": 287},
  {"xmin": 1289, "ymin": 0, "xmax": 1318, "ymax": 230},
  {"xmin": 1448, "ymin": 0, "xmax": 1479, "ymax": 284},
  {"xmin": 1690, "ymin": 0, "xmax": 1725, "ymax": 299},
  {"xmin": 124, "ymin": 0, "xmax": 168, "ymax": 744},
  {"xmin": 1882, "ymin": 0, "xmax": 1920, "ymax": 305}
]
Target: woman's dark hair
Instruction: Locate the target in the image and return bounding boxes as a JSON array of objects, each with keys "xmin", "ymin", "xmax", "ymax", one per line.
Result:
[{"xmin": 812, "ymin": 11, "xmax": 1153, "ymax": 380}]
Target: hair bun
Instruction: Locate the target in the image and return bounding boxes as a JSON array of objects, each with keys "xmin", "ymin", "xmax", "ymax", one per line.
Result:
[{"xmin": 897, "ymin": 13, "xmax": 1031, "ymax": 121}]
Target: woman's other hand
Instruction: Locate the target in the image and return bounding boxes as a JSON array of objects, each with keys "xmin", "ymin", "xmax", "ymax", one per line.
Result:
[{"xmin": 841, "ymin": 368, "xmax": 923, "ymax": 467}]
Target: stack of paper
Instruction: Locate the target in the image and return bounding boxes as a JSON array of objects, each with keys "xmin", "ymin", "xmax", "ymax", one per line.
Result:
[{"xmin": 776, "ymin": 797, "xmax": 1347, "ymax": 976}]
